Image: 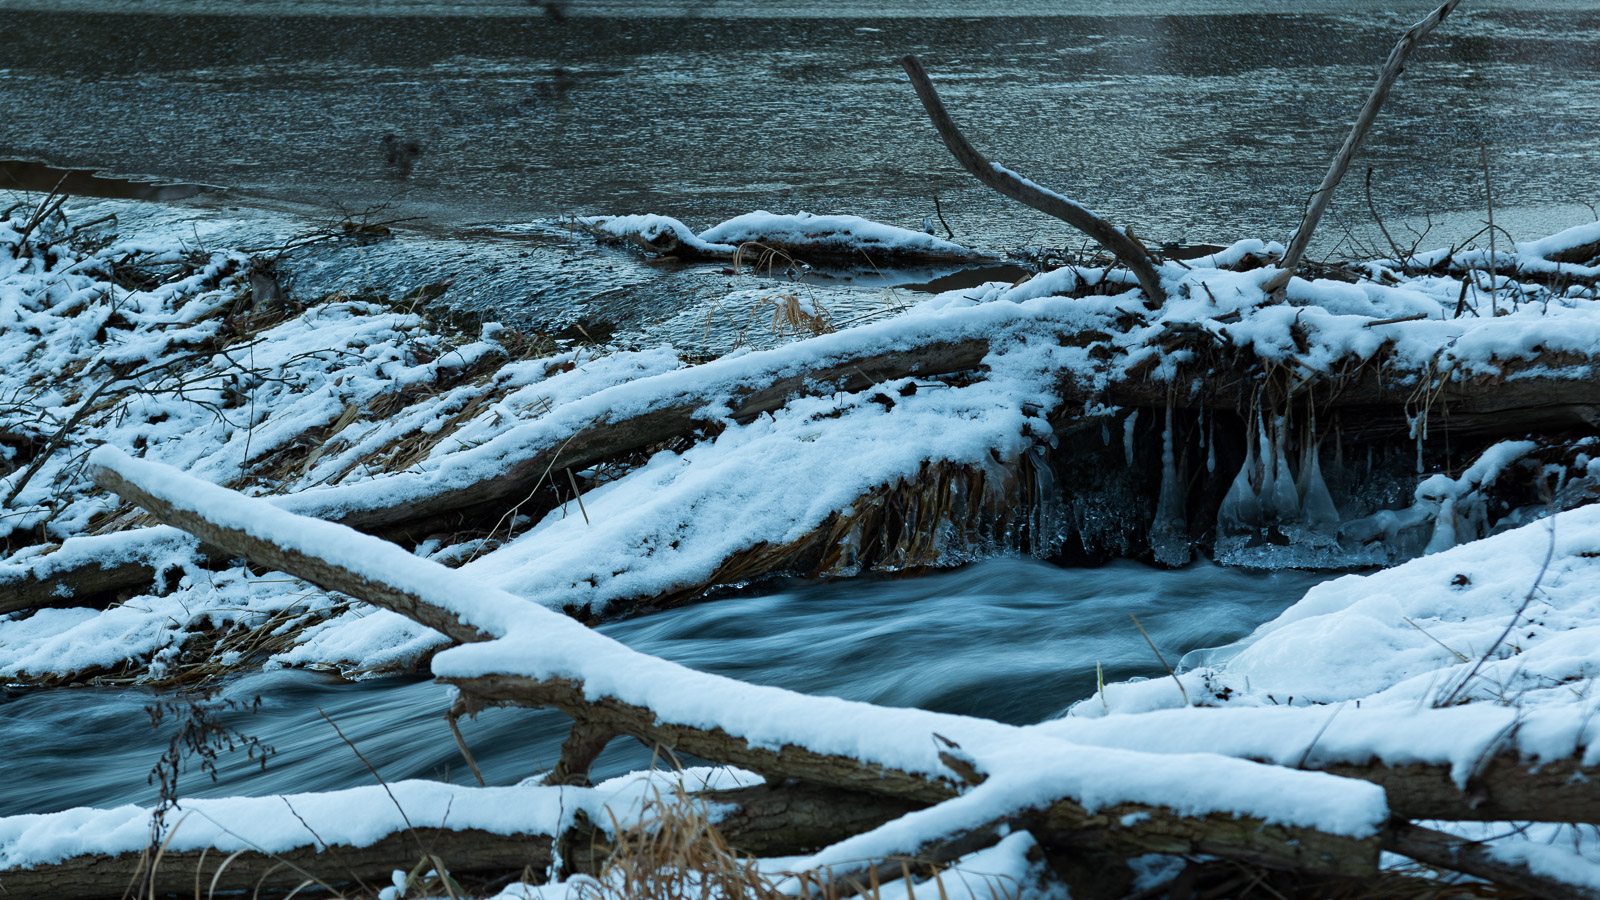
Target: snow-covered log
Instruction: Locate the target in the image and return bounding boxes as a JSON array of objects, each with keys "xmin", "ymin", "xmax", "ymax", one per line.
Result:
[
  {"xmin": 4, "ymin": 335, "xmax": 991, "ymax": 616},
  {"xmin": 1388, "ymin": 823, "xmax": 1600, "ymax": 900},
  {"xmin": 0, "ymin": 781, "xmax": 919, "ymax": 900},
  {"xmin": 89, "ymin": 448, "xmax": 1390, "ymax": 879}
]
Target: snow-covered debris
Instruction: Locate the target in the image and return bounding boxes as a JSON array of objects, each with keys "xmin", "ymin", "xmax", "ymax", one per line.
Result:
[{"xmin": 576, "ymin": 210, "xmax": 992, "ymax": 262}]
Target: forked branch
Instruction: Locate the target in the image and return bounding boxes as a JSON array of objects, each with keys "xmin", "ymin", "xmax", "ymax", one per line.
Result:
[
  {"xmin": 900, "ymin": 55, "xmax": 1166, "ymax": 308},
  {"xmin": 1263, "ymin": 0, "xmax": 1464, "ymax": 293}
]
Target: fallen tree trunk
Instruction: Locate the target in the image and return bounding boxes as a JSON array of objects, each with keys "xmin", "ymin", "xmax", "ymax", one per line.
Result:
[
  {"xmin": 13, "ymin": 320, "xmax": 1596, "ymax": 626},
  {"xmin": 90, "ymin": 450, "xmax": 1386, "ymax": 879},
  {"xmin": 0, "ymin": 783, "xmax": 921, "ymax": 900},
  {"xmin": 0, "ymin": 826, "xmax": 552, "ymax": 900},
  {"xmin": 22, "ymin": 316, "xmax": 1600, "ymax": 620}
]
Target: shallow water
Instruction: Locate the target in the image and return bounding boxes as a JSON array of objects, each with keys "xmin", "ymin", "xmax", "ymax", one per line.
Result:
[{"xmin": 0, "ymin": 558, "xmax": 1328, "ymax": 816}]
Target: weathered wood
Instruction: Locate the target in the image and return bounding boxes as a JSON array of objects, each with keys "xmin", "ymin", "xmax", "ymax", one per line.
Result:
[
  {"xmin": 445, "ymin": 674, "xmax": 1381, "ymax": 877},
  {"xmin": 1263, "ymin": 0, "xmax": 1464, "ymax": 292},
  {"xmin": 0, "ymin": 784, "xmax": 925, "ymax": 900},
  {"xmin": 546, "ymin": 720, "xmax": 620, "ymax": 787},
  {"xmin": 698, "ymin": 782, "xmax": 926, "ymax": 858},
  {"xmin": 1387, "ymin": 822, "xmax": 1600, "ymax": 900},
  {"xmin": 1321, "ymin": 755, "xmax": 1600, "ymax": 823},
  {"xmin": 449, "ymin": 673, "xmax": 958, "ymax": 804},
  {"xmin": 900, "ymin": 54, "xmax": 1167, "ymax": 308},
  {"xmin": 1099, "ymin": 346, "xmax": 1600, "ymax": 441},
  {"xmin": 1031, "ymin": 801, "xmax": 1380, "ymax": 877}
]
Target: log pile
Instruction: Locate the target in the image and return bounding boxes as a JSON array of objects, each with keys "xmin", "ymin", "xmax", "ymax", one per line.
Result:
[{"xmin": 5, "ymin": 451, "xmax": 1580, "ymax": 900}]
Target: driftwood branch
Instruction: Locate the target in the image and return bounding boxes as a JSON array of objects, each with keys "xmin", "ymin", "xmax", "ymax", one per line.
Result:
[
  {"xmin": 91, "ymin": 464, "xmax": 493, "ymax": 645},
  {"xmin": 1263, "ymin": 0, "xmax": 1464, "ymax": 293},
  {"xmin": 900, "ymin": 54, "xmax": 1167, "ymax": 308}
]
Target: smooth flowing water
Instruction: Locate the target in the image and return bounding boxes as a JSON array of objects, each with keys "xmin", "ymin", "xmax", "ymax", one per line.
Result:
[{"xmin": 0, "ymin": 559, "xmax": 1329, "ymax": 816}]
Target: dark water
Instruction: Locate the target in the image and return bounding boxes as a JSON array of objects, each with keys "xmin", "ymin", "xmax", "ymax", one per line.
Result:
[
  {"xmin": 2, "ymin": 1, "xmax": 1599, "ymax": 256},
  {"xmin": 0, "ymin": 558, "xmax": 1328, "ymax": 816}
]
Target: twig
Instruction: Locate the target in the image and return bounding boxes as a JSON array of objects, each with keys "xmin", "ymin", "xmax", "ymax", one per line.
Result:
[
  {"xmin": 1363, "ymin": 312, "xmax": 1429, "ymax": 327},
  {"xmin": 317, "ymin": 708, "xmax": 428, "ymax": 858},
  {"xmin": 444, "ymin": 710, "xmax": 487, "ymax": 787},
  {"xmin": 1436, "ymin": 518, "xmax": 1556, "ymax": 707},
  {"xmin": 1482, "ymin": 143, "xmax": 1500, "ymax": 313},
  {"xmin": 1129, "ymin": 613, "xmax": 1191, "ymax": 707},
  {"xmin": 1364, "ymin": 167, "xmax": 1408, "ymax": 266},
  {"xmin": 564, "ymin": 467, "xmax": 591, "ymax": 525},
  {"xmin": 932, "ymin": 195, "xmax": 955, "ymax": 240},
  {"xmin": 1263, "ymin": 0, "xmax": 1464, "ymax": 293}
]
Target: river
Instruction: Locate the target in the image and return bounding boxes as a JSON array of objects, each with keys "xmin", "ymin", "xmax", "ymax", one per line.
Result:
[{"xmin": 0, "ymin": 559, "xmax": 1328, "ymax": 816}]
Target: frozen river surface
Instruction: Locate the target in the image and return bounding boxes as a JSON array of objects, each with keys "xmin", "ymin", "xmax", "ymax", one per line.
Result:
[{"xmin": 3, "ymin": 0, "xmax": 1599, "ymax": 257}]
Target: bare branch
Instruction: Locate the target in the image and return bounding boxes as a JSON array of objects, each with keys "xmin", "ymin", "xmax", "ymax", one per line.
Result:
[
  {"xmin": 1264, "ymin": 0, "xmax": 1464, "ymax": 293},
  {"xmin": 900, "ymin": 54, "xmax": 1166, "ymax": 308}
]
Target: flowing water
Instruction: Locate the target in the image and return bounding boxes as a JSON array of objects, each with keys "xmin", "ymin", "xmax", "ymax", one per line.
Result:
[{"xmin": 0, "ymin": 559, "xmax": 1329, "ymax": 816}]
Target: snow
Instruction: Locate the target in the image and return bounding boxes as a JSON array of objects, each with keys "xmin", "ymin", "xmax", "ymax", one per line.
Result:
[
  {"xmin": 0, "ymin": 766, "xmax": 760, "ymax": 871},
  {"xmin": 9, "ymin": 200, "xmax": 1600, "ymax": 893},
  {"xmin": 82, "ymin": 447, "xmax": 1392, "ymax": 841},
  {"xmin": 579, "ymin": 210, "xmax": 990, "ymax": 261}
]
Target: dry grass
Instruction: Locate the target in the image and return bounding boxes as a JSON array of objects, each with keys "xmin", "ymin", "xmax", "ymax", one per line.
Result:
[{"xmin": 580, "ymin": 784, "xmax": 1022, "ymax": 900}]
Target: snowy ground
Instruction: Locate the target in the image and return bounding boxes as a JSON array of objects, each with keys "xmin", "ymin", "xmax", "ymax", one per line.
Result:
[{"xmin": 4, "ymin": 198, "xmax": 1600, "ymax": 896}]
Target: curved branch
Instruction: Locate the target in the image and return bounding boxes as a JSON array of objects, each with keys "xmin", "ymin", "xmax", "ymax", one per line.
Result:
[{"xmin": 900, "ymin": 55, "xmax": 1166, "ymax": 308}]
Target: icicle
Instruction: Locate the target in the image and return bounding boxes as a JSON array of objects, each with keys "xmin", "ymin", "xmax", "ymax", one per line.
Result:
[
  {"xmin": 1218, "ymin": 416, "xmax": 1262, "ymax": 531},
  {"xmin": 1151, "ymin": 404, "xmax": 1191, "ymax": 566},
  {"xmin": 1205, "ymin": 410, "xmax": 1216, "ymax": 474},
  {"xmin": 1266, "ymin": 415, "xmax": 1299, "ymax": 520},
  {"xmin": 1300, "ymin": 441, "xmax": 1340, "ymax": 534},
  {"xmin": 1123, "ymin": 410, "xmax": 1139, "ymax": 467},
  {"xmin": 1425, "ymin": 496, "xmax": 1458, "ymax": 554},
  {"xmin": 1295, "ymin": 412, "xmax": 1314, "ymax": 501}
]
